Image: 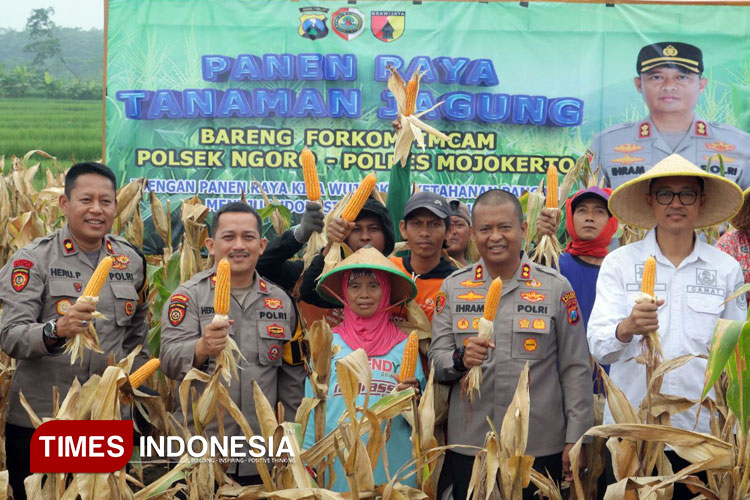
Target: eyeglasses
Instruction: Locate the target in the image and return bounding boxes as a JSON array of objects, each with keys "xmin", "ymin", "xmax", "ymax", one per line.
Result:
[{"xmin": 650, "ymin": 190, "xmax": 701, "ymax": 206}]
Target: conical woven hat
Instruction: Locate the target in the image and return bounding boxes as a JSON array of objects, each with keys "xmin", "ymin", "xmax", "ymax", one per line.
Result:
[
  {"xmin": 731, "ymin": 187, "xmax": 750, "ymax": 230},
  {"xmin": 608, "ymin": 153, "xmax": 743, "ymax": 229},
  {"xmin": 316, "ymin": 247, "xmax": 417, "ymax": 306}
]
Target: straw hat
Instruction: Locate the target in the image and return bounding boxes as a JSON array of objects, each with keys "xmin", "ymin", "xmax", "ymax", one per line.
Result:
[
  {"xmin": 316, "ymin": 247, "xmax": 417, "ymax": 306},
  {"xmin": 608, "ymin": 153, "xmax": 743, "ymax": 229},
  {"xmin": 731, "ymin": 188, "xmax": 750, "ymax": 230}
]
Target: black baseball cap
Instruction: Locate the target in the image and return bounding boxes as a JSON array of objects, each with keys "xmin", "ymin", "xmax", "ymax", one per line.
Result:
[
  {"xmin": 637, "ymin": 42, "xmax": 703, "ymax": 75},
  {"xmin": 404, "ymin": 192, "xmax": 451, "ymax": 220}
]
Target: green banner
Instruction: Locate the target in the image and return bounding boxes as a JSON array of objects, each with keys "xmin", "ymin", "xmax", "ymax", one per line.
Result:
[{"xmin": 105, "ymin": 0, "xmax": 750, "ymax": 249}]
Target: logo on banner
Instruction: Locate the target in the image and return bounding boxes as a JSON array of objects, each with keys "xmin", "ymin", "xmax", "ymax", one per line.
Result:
[
  {"xmin": 31, "ymin": 420, "xmax": 133, "ymax": 472},
  {"xmin": 298, "ymin": 7, "xmax": 329, "ymax": 40},
  {"xmin": 332, "ymin": 7, "xmax": 365, "ymax": 40},
  {"xmin": 371, "ymin": 11, "xmax": 405, "ymax": 42}
]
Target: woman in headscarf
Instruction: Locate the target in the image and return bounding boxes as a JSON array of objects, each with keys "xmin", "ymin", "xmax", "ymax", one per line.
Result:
[{"xmin": 302, "ymin": 247, "xmax": 424, "ymax": 491}]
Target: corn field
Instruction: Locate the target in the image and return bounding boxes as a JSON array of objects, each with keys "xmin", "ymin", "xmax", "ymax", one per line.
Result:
[{"xmin": 1, "ymin": 151, "xmax": 750, "ymax": 500}]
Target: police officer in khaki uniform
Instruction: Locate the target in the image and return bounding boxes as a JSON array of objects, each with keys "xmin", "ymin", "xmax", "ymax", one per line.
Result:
[
  {"xmin": 0, "ymin": 162, "xmax": 148, "ymax": 500},
  {"xmin": 590, "ymin": 42, "xmax": 750, "ymax": 190},
  {"xmin": 430, "ymin": 189, "xmax": 592, "ymax": 500},
  {"xmin": 160, "ymin": 201, "xmax": 305, "ymax": 484}
]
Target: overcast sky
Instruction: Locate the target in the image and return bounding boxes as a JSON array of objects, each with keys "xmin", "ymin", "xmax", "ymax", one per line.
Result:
[{"xmin": 3, "ymin": 0, "xmax": 104, "ymax": 30}]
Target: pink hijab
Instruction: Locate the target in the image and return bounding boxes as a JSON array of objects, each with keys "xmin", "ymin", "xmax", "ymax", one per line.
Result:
[{"xmin": 332, "ymin": 269, "xmax": 407, "ymax": 357}]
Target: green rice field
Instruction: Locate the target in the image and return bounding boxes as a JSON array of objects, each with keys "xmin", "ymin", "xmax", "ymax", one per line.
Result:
[{"xmin": 0, "ymin": 98, "xmax": 103, "ymax": 167}]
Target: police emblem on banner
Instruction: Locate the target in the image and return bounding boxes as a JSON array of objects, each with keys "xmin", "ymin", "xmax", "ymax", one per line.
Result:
[
  {"xmin": 332, "ymin": 7, "xmax": 365, "ymax": 40},
  {"xmin": 298, "ymin": 7, "xmax": 329, "ymax": 40},
  {"xmin": 371, "ymin": 11, "xmax": 405, "ymax": 42}
]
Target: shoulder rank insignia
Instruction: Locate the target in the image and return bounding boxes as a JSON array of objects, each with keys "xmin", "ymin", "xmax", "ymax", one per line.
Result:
[
  {"xmin": 638, "ymin": 122, "xmax": 651, "ymax": 139},
  {"xmin": 695, "ymin": 121, "xmax": 707, "ymax": 137},
  {"xmin": 63, "ymin": 238, "xmax": 76, "ymax": 255},
  {"xmin": 520, "ymin": 263, "xmax": 531, "ymax": 280}
]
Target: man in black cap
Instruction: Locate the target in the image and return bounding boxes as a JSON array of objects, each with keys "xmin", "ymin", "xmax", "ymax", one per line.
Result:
[
  {"xmin": 589, "ymin": 41, "xmax": 750, "ymax": 190},
  {"xmin": 390, "ymin": 191, "xmax": 456, "ymax": 321}
]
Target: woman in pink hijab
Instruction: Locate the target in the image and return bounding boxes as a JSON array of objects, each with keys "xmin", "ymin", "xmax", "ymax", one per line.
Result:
[{"xmin": 303, "ymin": 247, "xmax": 423, "ymax": 491}]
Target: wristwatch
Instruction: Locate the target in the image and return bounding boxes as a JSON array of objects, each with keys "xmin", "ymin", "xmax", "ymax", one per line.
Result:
[
  {"xmin": 452, "ymin": 346, "xmax": 467, "ymax": 373},
  {"xmin": 42, "ymin": 319, "xmax": 60, "ymax": 341}
]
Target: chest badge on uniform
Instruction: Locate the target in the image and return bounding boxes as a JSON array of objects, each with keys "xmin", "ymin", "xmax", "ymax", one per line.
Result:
[
  {"xmin": 472, "ymin": 317, "xmax": 481, "ymax": 329},
  {"xmin": 63, "ymin": 239, "xmax": 76, "ymax": 254},
  {"xmin": 525, "ymin": 278, "xmax": 542, "ymax": 288},
  {"xmin": 523, "ymin": 338, "xmax": 538, "ymax": 352},
  {"xmin": 457, "ymin": 290, "xmax": 484, "ymax": 301},
  {"xmin": 268, "ymin": 344, "xmax": 281, "ymax": 361},
  {"xmin": 264, "ymin": 298, "xmax": 283, "ymax": 310},
  {"xmin": 706, "ymin": 142, "xmax": 735, "ymax": 152},
  {"xmin": 613, "ymin": 143, "xmax": 642, "ymax": 153},
  {"xmin": 612, "ymin": 155, "xmax": 645, "ymax": 165},
  {"xmin": 638, "ymin": 122, "xmax": 651, "ymax": 138},
  {"xmin": 435, "ymin": 291, "xmax": 447, "ymax": 314},
  {"xmin": 124, "ymin": 300, "xmax": 135, "ymax": 316},
  {"xmin": 267, "ymin": 323, "xmax": 286, "ymax": 338},
  {"xmin": 457, "ymin": 318, "xmax": 469, "ymax": 330},
  {"xmin": 460, "ymin": 279, "xmax": 485, "ymax": 288},
  {"xmin": 74, "ymin": 282, "xmax": 83, "ymax": 292},
  {"xmin": 704, "ymin": 154, "xmax": 735, "ymax": 164},
  {"xmin": 532, "ymin": 319, "xmax": 546, "ymax": 329},
  {"xmin": 520, "ymin": 291, "xmax": 546, "ymax": 303},
  {"xmin": 518, "ymin": 318, "xmax": 531, "ymax": 329},
  {"xmin": 112, "ymin": 254, "xmax": 130, "ymax": 270},
  {"xmin": 475, "ymin": 265, "xmax": 483, "ymax": 281},
  {"xmin": 168, "ymin": 294, "xmax": 189, "ymax": 327},
  {"xmin": 520, "ymin": 263, "xmax": 531, "ymax": 280},
  {"xmin": 695, "ymin": 121, "xmax": 707, "ymax": 137},
  {"xmin": 56, "ymin": 298, "xmax": 73, "ymax": 315},
  {"xmin": 11, "ymin": 259, "xmax": 33, "ymax": 293}
]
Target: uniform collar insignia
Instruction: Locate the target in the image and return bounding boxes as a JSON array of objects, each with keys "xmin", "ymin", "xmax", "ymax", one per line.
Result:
[
  {"xmin": 105, "ymin": 239, "xmax": 115, "ymax": 255},
  {"xmin": 638, "ymin": 121, "xmax": 651, "ymax": 139},
  {"xmin": 695, "ymin": 120, "xmax": 708, "ymax": 137},
  {"xmin": 62, "ymin": 238, "xmax": 76, "ymax": 255}
]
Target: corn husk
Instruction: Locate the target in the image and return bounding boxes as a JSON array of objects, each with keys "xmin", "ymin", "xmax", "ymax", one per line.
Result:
[
  {"xmin": 64, "ymin": 296, "xmax": 106, "ymax": 365},
  {"xmin": 462, "ymin": 317, "xmax": 494, "ymax": 404},
  {"xmin": 388, "ymin": 66, "xmax": 450, "ymax": 167}
]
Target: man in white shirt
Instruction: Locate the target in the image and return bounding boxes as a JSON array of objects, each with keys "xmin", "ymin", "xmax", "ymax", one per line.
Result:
[{"xmin": 587, "ymin": 153, "xmax": 745, "ymax": 496}]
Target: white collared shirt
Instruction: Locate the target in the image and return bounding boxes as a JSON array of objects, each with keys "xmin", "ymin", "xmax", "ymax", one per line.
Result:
[{"xmin": 588, "ymin": 229, "xmax": 745, "ymax": 434}]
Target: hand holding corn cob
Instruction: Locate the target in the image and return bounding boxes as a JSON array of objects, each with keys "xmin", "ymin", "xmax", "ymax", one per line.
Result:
[
  {"xmin": 463, "ymin": 277, "xmax": 503, "ymax": 403},
  {"xmin": 634, "ymin": 256, "xmax": 663, "ymax": 359},
  {"xmin": 212, "ymin": 257, "xmax": 246, "ymax": 385},
  {"xmin": 531, "ymin": 166, "xmax": 563, "ymax": 269},
  {"xmin": 63, "ymin": 256, "xmax": 112, "ymax": 364}
]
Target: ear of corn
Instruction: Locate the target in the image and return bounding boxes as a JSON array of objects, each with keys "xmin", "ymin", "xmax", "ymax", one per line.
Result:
[
  {"xmin": 398, "ymin": 331, "xmax": 419, "ymax": 381},
  {"xmin": 129, "ymin": 358, "xmax": 160, "ymax": 388},
  {"xmin": 340, "ymin": 173, "xmax": 377, "ymax": 222},
  {"xmin": 213, "ymin": 257, "xmax": 231, "ymax": 317},
  {"xmin": 545, "ymin": 166, "xmax": 559, "ymax": 209},
  {"xmin": 404, "ymin": 73, "xmax": 418, "ymax": 116},
  {"xmin": 82, "ymin": 256, "xmax": 113, "ymax": 297},
  {"xmin": 641, "ymin": 256, "xmax": 656, "ymax": 296},
  {"xmin": 483, "ymin": 278, "xmax": 503, "ymax": 322},
  {"xmin": 301, "ymin": 147, "xmax": 321, "ymax": 202}
]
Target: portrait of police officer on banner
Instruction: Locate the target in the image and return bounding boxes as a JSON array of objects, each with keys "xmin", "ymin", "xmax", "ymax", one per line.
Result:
[{"xmin": 589, "ymin": 42, "xmax": 750, "ymax": 190}]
